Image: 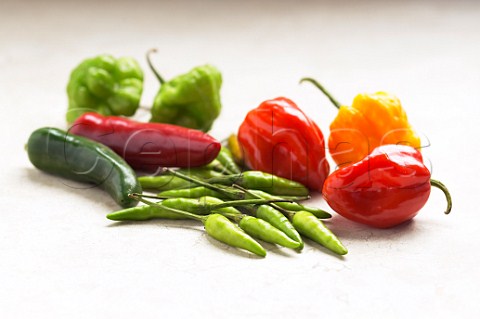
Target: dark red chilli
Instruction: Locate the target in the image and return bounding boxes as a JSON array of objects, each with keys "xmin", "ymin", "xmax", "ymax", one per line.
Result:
[{"xmin": 70, "ymin": 112, "xmax": 221, "ymax": 172}]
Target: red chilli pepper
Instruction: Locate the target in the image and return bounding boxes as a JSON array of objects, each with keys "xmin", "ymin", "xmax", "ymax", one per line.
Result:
[
  {"xmin": 70, "ymin": 112, "xmax": 221, "ymax": 172},
  {"xmin": 322, "ymin": 145, "xmax": 452, "ymax": 228},
  {"xmin": 238, "ymin": 97, "xmax": 329, "ymax": 191}
]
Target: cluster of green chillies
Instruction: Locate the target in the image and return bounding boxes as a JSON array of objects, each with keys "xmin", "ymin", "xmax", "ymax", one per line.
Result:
[{"xmin": 109, "ymin": 147, "xmax": 348, "ymax": 257}]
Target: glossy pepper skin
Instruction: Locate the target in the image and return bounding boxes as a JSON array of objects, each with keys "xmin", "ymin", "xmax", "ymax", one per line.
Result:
[
  {"xmin": 27, "ymin": 128, "xmax": 141, "ymax": 208},
  {"xmin": 205, "ymin": 214, "xmax": 267, "ymax": 257},
  {"xmin": 323, "ymin": 145, "xmax": 434, "ymax": 228},
  {"xmin": 130, "ymin": 196, "xmax": 266, "ymax": 257},
  {"xmin": 66, "ymin": 54, "xmax": 143, "ymax": 123},
  {"xmin": 238, "ymin": 97, "xmax": 330, "ymax": 192},
  {"xmin": 215, "ymin": 147, "xmax": 241, "ymax": 174},
  {"xmin": 162, "ymin": 196, "xmax": 301, "ymax": 249},
  {"xmin": 107, "ymin": 204, "xmax": 188, "ymax": 221},
  {"xmin": 248, "ymin": 190, "xmax": 331, "ymax": 219},
  {"xmin": 159, "ymin": 186, "xmax": 229, "ymax": 199},
  {"xmin": 138, "ymin": 168, "xmax": 222, "ymax": 190},
  {"xmin": 148, "ymin": 51, "xmax": 222, "ymax": 132},
  {"xmin": 301, "ymin": 79, "xmax": 420, "ymax": 167},
  {"xmin": 238, "ymin": 215, "xmax": 301, "ymax": 249},
  {"xmin": 292, "ymin": 211, "xmax": 348, "ymax": 255},
  {"xmin": 329, "ymin": 93, "xmax": 421, "ymax": 166},
  {"xmin": 254, "ymin": 205, "xmax": 304, "ymax": 249},
  {"xmin": 70, "ymin": 112, "xmax": 221, "ymax": 172},
  {"xmin": 207, "ymin": 171, "xmax": 310, "ymax": 197}
]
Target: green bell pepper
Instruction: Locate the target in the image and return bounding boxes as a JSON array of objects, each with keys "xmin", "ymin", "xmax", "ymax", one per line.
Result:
[
  {"xmin": 147, "ymin": 49, "xmax": 222, "ymax": 132},
  {"xmin": 66, "ymin": 54, "xmax": 144, "ymax": 123}
]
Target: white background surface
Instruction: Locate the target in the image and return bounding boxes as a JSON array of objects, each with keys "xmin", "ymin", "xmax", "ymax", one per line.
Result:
[{"xmin": 1, "ymin": 0, "xmax": 479, "ymax": 318}]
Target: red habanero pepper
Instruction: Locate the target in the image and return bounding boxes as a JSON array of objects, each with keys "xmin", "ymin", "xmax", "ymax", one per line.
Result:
[
  {"xmin": 238, "ymin": 97, "xmax": 329, "ymax": 192},
  {"xmin": 322, "ymin": 145, "xmax": 452, "ymax": 228},
  {"xmin": 70, "ymin": 112, "xmax": 221, "ymax": 172}
]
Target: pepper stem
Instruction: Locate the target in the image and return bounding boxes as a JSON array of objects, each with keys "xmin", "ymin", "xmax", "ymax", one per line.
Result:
[
  {"xmin": 146, "ymin": 48, "xmax": 165, "ymax": 84},
  {"xmin": 219, "ymin": 211, "xmax": 244, "ymax": 223},
  {"xmin": 164, "ymin": 168, "xmax": 244, "ymax": 199},
  {"xmin": 209, "ymin": 198, "xmax": 293, "ymax": 210},
  {"xmin": 430, "ymin": 179, "xmax": 452, "ymax": 215},
  {"xmin": 131, "ymin": 193, "xmax": 169, "ymax": 200},
  {"xmin": 232, "ymin": 185, "xmax": 295, "ymax": 219},
  {"xmin": 206, "ymin": 174, "xmax": 242, "ymax": 185},
  {"xmin": 300, "ymin": 77, "xmax": 342, "ymax": 109},
  {"xmin": 129, "ymin": 194, "xmax": 206, "ymax": 222}
]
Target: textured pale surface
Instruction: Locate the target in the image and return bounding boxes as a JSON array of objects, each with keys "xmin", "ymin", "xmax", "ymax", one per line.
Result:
[{"xmin": 1, "ymin": 0, "xmax": 479, "ymax": 318}]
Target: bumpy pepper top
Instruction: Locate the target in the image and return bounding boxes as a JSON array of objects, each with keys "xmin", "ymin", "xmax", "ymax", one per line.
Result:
[
  {"xmin": 329, "ymin": 92, "xmax": 421, "ymax": 167},
  {"xmin": 150, "ymin": 64, "xmax": 222, "ymax": 132},
  {"xmin": 66, "ymin": 54, "xmax": 143, "ymax": 123}
]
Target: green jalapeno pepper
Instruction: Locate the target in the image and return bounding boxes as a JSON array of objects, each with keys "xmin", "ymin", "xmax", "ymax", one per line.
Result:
[
  {"xmin": 66, "ymin": 54, "xmax": 144, "ymax": 123},
  {"xmin": 27, "ymin": 127, "xmax": 141, "ymax": 208},
  {"xmin": 207, "ymin": 171, "xmax": 309, "ymax": 196}
]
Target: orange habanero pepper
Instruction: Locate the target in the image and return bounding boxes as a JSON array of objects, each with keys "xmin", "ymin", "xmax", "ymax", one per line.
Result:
[{"xmin": 301, "ymin": 78, "xmax": 421, "ymax": 167}]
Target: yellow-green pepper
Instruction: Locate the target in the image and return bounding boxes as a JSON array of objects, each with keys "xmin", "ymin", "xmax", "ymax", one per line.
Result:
[
  {"xmin": 147, "ymin": 49, "xmax": 222, "ymax": 132},
  {"xmin": 66, "ymin": 54, "xmax": 143, "ymax": 123}
]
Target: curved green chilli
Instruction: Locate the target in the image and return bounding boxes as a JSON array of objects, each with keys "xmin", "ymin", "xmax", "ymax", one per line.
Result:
[
  {"xmin": 107, "ymin": 204, "xmax": 188, "ymax": 221},
  {"xmin": 164, "ymin": 168, "xmax": 245, "ymax": 199},
  {"xmin": 160, "ymin": 197, "xmax": 233, "ymax": 215},
  {"xmin": 292, "ymin": 211, "xmax": 348, "ymax": 255},
  {"xmin": 205, "ymin": 214, "xmax": 266, "ymax": 257},
  {"xmin": 158, "ymin": 186, "xmax": 230, "ymax": 199},
  {"xmin": 131, "ymin": 195, "xmax": 266, "ymax": 257},
  {"xmin": 176, "ymin": 196, "xmax": 300, "ymax": 249},
  {"xmin": 208, "ymin": 171, "xmax": 309, "ymax": 196},
  {"xmin": 216, "ymin": 147, "xmax": 241, "ymax": 174},
  {"xmin": 27, "ymin": 127, "xmax": 141, "ymax": 208},
  {"xmin": 248, "ymin": 190, "xmax": 331, "ymax": 219},
  {"xmin": 138, "ymin": 175, "xmax": 192, "ymax": 191},
  {"xmin": 254, "ymin": 205, "xmax": 304, "ymax": 250},
  {"xmin": 238, "ymin": 216, "xmax": 301, "ymax": 249},
  {"xmin": 205, "ymin": 159, "xmax": 228, "ymax": 173},
  {"xmin": 162, "ymin": 196, "xmax": 245, "ymax": 217},
  {"xmin": 159, "ymin": 195, "xmax": 290, "ymax": 216},
  {"xmin": 138, "ymin": 168, "xmax": 222, "ymax": 190},
  {"xmin": 152, "ymin": 196, "xmax": 299, "ymax": 249}
]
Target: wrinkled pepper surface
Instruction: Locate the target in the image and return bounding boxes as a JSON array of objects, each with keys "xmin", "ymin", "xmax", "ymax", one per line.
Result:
[
  {"xmin": 301, "ymin": 78, "xmax": 421, "ymax": 167},
  {"xmin": 148, "ymin": 50, "xmax": 222, "ymax": 132},
  {"xmin": 238, "ymin": 97, "xmax": 330, "ymax": 192},
  {"xmin": 67, "ymin": 54, "xmax": 143, "ymax": 123}
]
